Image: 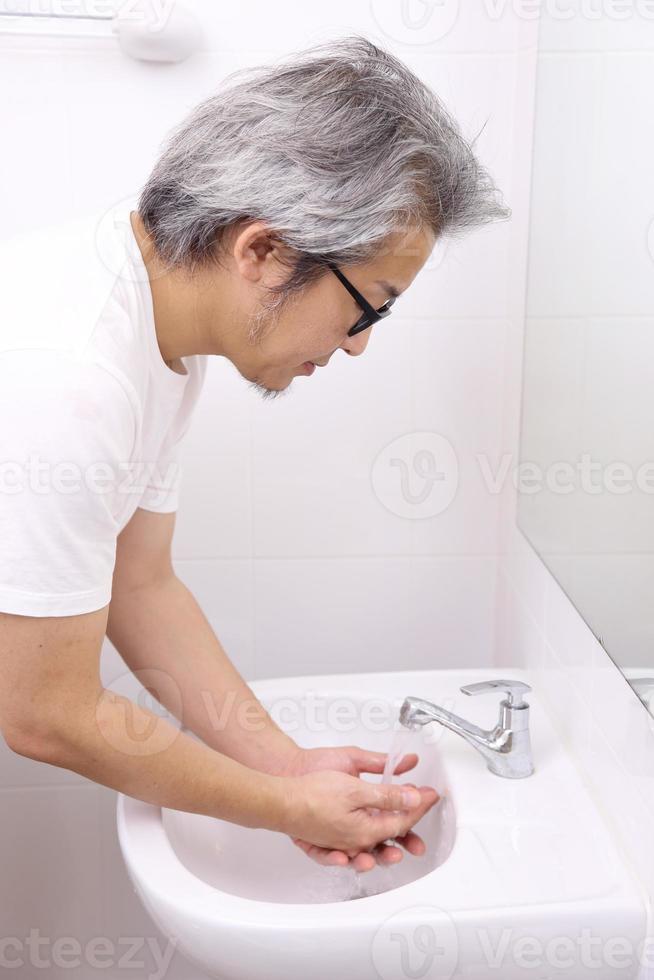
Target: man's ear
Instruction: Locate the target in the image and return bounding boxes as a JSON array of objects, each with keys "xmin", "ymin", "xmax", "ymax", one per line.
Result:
[{"xmin": 231, "ymin": 220, "xmax": 275, "ymax": 280}]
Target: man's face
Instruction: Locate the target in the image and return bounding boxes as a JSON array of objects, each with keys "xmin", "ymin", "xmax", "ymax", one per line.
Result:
[{"xmin": 234, "ymin": 224, "xmax": 437, "ymax": 399}]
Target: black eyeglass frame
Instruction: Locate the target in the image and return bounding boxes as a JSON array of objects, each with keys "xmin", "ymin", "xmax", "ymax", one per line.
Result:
[{"xmin": 325, "ymin": 260, "xmax": 397, "ymax": 337}]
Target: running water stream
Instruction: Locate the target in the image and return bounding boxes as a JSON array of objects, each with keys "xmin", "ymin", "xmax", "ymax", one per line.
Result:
[
  {"xmin": 303, "ymin": 720, "xmax": 439, "ymax": 903},
  {"xmin": 346, "ymin": 726, "xmax": 419, "ymax": 900}
]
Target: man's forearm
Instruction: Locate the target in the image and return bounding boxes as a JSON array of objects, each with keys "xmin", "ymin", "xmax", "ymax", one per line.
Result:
[
  {"xmin": 106, "ymin": 574, "xmax": 300, "ymax": 774},
  {"xmin": 28, "ymin": 689, "xmax": 289, "ymax": 832}
]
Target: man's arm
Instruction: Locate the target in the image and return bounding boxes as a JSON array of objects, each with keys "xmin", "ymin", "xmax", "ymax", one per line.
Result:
[
  {"xmin": 0, "ymin": 604, "xmax": 289, "ymax": 831},
  {"xmin": 0, "ymin": 512, "xmax": 438, "ymax": 864},
  {"xmin": 106, "ymin": 507, "xmax": 301, "ymax": 775}
]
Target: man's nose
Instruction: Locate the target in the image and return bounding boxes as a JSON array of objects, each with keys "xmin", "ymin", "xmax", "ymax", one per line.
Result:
[{"xmin": 341, "ymin": 328, "xmax": 372, "ymax": 356}]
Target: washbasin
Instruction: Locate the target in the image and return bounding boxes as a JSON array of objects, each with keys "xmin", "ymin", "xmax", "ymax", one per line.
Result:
[
  {"xmin": 117, "ymin": 668, "xmax": 647, "ymax": 980},
  {"xmin": 158, "ymin": 695, "xmax": 454, "ymax": 905}
]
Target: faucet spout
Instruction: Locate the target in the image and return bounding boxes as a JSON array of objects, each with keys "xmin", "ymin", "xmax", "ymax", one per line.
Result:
[
  {"xmin": 399, "ymin": 679, "xmax": 534, "ymax": 779},
  {"xmin": 401, "ymin": 697, "xmax": 504, "ymax": 747}
]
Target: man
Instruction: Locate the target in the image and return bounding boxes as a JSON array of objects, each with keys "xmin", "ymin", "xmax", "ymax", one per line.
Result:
[{"xmin": 0, "ymin": 35, "xmax": 508, "ymax": 873}]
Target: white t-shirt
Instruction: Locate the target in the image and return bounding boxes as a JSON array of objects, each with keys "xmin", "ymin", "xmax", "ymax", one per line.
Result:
[{"xmin": 0, "ymin": 198, "xmax": 208, "ymax": 617}]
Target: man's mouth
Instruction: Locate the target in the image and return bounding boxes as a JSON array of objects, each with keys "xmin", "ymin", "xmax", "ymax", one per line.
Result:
[{"xmin": 300, "ymin": 355, "xmax": 331, "ymax": 375}]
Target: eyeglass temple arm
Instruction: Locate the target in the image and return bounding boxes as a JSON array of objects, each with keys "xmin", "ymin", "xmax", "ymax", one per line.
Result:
[{"xmin": 325, "ymin": 260, "xmax": 379, "ymax": 319}]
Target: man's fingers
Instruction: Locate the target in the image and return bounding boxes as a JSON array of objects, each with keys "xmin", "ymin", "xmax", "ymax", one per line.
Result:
[
  {"xmin": 291, "ymin": 835, "xmax": 407, "ymax": 872},
  {"xmin": 292, "ymin": 838, "xmax": 378, "ymax": 873},
  {"xmin": 350, "ymin": 748, "xmax": 419, "ymax": 776},
  {"xmin": 366, "ymin": 786, "xmax": 440, "ymax": 841},
  {"xmin": 291, "ymin": 828, "xmax": 428, "ymax": 872},
  {"xmin": 290, "ymin": 777, "xmax": 439, "ymax": 871},
  {"xmin": 389, "ymin": 752, "xmax": 419, "ymax": 775},
  {"xmin": 393, "ymin": 830, "xmax": 427, "ymax": 857},
  {"xmin": 372, "ymin": 842, "xmax": 404, "ymax": 864},
  {"xmin": 357, "ymin": 781, "xmax": 438, "ymax": 812},
  {"xmin": 292, "ymin": 838, "xmax": 349, "ymax": 867}
]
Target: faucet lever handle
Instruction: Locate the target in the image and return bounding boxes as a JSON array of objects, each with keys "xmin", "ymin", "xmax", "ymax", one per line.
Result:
[{"xmin": 460, "ymin": 678, "xmax": 532, "ymax": 708}]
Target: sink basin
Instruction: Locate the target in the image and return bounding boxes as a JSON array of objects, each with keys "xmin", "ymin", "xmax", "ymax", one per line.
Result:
[
  {"xmin": 159, "ymin": 695, "xmax": 454, "ymax": 905},
  {"xmin": 117, "ymin": 668, "xmax": 647, "ymax": 980}
]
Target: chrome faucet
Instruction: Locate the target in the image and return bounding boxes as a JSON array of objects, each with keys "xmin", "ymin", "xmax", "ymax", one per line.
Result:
[{"xmin": 399, "ymin": 678, "xmax": 534, "ymax": 779}]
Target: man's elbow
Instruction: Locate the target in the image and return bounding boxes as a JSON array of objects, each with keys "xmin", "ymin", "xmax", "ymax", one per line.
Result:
[
  {"xmin": 3, "ymin": 715, "xmax": 72, "ymax": 767},
  {"xmin": 0, "ymin": 604, "xmax": 109, "ymax": 770}
]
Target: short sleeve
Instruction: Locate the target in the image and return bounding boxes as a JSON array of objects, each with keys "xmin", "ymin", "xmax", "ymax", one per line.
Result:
[
  {"xmin": 0, "ymin": 350, "xmax": 137, "ymax": 617},
  {"xmin": 137, "ymin": 438, "xmax": 183, "ymax": 514}
]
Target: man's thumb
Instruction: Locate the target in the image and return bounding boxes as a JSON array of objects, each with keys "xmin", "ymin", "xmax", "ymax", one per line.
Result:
[{"xmin": 360, "ymin": 783, "xmax": 423, "ymax": 811}]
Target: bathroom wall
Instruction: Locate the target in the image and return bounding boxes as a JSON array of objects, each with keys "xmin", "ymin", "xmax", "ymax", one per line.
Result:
[
  {"xmin": 0, "ymin": 4, "xmax": 541, "ymax": 978},
  {"xmin": 495, "ymin": 7, "xmax": 654, "ymax": 970}
]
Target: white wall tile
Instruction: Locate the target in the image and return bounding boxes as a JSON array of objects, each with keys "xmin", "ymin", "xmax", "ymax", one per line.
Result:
[
  {"xmin": 253, "ymin": 555, "xmax": 497, "ymax": 679},
  {"xmin": 0, "ymin": 735, "xmax": 88, "ymax": 790},
  {"xmin": 249, "ymin": 318, "xmax": 508, "ymax": 559},
  {"xmin": 539, "ymin": 2, "xmax": 654, "ymax": 51},
  {"xmin": 0, "ymin": 785, "xmax": 104, "ymax": 970},
  {"xmin": 574, "ymin": 317, "xmax": 654, "ymax": 554},
  {"xmin": 544, "ymin": 567, "xmax": 603, "ymax": 705},
  {"xmin": 411, "ymin": 318, "xmax": 508, "ymax": 556},
  {"xmin": 174, "ymin": 450, "xmax": 252, "ymax": 559},
  {"xmin": 527, "ymin": 53, "xmax": 654, "ymax": 318},
  {"xmin": 516, "ymin": 316, "xmax": 586, "ymax": 557},
  {"xmin": 0, "ymin": 48, "xmax": 73, "ymax": 236},
  {"xmin": 171, "ymin": 559, "xmax": 256, "ymax": 680},
  {"xmin": 554, "ymin": 554, "xmax": 654, "ymax": 668},
  {"xmin": 251, "ymin": 317, "xmax": 414, "ymax": 557},
  {"xmin": 494, "ymin": 563, "xmax": 547, "ymax": 671},
  {"xmin": 405, "ymin": 556, "xmax": 498, "ymax": 666},
  {"xmin": 183, "ymin": 0, "xmax": 534, "ymax": 56}
]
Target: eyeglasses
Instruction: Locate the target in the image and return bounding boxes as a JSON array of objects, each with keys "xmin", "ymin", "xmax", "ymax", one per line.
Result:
[{"xmin": 325, "ymin": 260, "xmax": 398, "ymax": 337}]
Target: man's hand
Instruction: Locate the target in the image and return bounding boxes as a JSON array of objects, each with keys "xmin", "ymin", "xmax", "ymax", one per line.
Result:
[{"xmin": 275, "ymin": 744, "xmax": 437, "ymax": 873}]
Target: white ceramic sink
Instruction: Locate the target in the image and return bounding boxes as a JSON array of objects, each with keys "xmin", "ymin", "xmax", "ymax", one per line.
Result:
[{"xmin": 117, "ymin": 668, "xmax": 647, "ymax": 980}]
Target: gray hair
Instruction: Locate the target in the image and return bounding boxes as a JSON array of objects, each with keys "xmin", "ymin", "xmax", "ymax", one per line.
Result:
[{"xmin": 138, "ymin": 34, "xmax": 510, "ymax": 324}]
